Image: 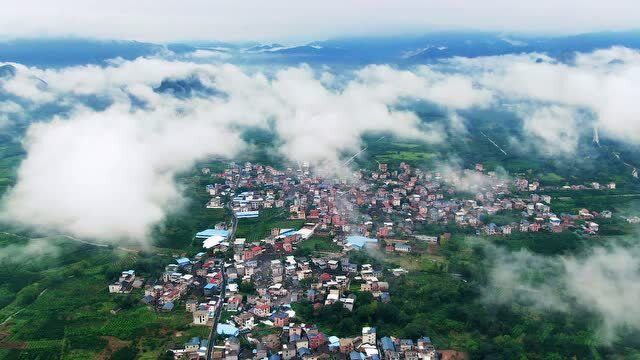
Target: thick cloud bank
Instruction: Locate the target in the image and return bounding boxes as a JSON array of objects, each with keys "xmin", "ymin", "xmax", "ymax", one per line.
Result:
[
  {"xmin": 3, "ymin": 47, "xmax": 640, "ymax": 243},
  {"xmin": 0, "ymin": 59, "xmax": 489, "ymax": 243},
  {"xmin": 2, "ymin": 1, "xmax": 640, "ymax": 42},
  {"xmin": 449, "ymin": 47, "xmax": 640, "ymax": 153},
  {"xmin": 3, "ymin": 106, "xmax": 241, "ymax": 241}
]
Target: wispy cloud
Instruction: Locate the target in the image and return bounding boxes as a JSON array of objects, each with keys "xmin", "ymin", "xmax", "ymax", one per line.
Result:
[
  {"xmin": 0, "ymin": 237, "xmax": 61, "ymax": 263},
  {"xmin": 483, "ymin": 242, "xmax": 640, "ymax": 343}
]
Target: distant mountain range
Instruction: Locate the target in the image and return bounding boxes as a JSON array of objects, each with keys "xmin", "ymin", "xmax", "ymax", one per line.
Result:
[
  {"xmin": 244, "ymin": 44, "xmax": 286, "ymax": 52},
  {"xmin": 245, "ymin": 31, "xmax": 640, "ymax": 64},
  {"xmin": 3, "ymin": 31, "xmax": 640, "ymax": 67},
  {"xmin": 0, "ymin": 38, "xmax": 164, "ymax": 67}
]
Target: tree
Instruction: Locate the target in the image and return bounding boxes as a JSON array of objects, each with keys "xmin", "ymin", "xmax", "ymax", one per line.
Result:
[
  {"xmin": 110, "ymin": 346, "xmax": 138, "ymax": 360},
  {"xmin": 157, "ymin": 350, "xmax": 174, "ymax": 360},
  {"xmin": 238, "ymin": 281, "xmax": 256, "ymax": 295}
]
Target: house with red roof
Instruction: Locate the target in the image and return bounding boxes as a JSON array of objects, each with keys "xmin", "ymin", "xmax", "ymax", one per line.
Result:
[{"xmin": 254, "ymin": 303, "xmax": 271, "ymax": 317}]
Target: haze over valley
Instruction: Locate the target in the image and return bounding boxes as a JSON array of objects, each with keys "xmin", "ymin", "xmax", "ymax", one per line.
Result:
[{"xmin": 1, "ymin": 2, "xmax": 640, "ymax": 359}]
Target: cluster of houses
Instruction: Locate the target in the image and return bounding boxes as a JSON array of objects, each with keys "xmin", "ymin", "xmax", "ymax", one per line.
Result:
[
  {"xmin": 481, "ymin": 205, "xmax": 611, "ymax": 236},
  {"xmin": 108, "ymin": 252, "xmax": 226, "ymax": 313},
  {"xmin": 144, "ymin": 253, "xmax": 224, "ymax": 312},
  {"xmin": 109, "ymin": 161, "xmax": 625, "ymax": 359},
  {"xmin": 161, "ymin": 220, "xmax": 430, "ymax": 359},
  {"xmin": 380, "ymin": 335, "xmax": 438, "ymax": 360},
  {"xmin": 108, "ymin": 270, "xmax": 144, "ymax": 294},
  {"xmin": 205, "ymin": 163, "xmax": 288, "ymax": 214},
  {"xmin": 515, "ymin": 178, "xmax": 616, "ymax": 192},
  {"xmin": 108, "ymin": 225, "xmax": 443, "ymax": 360},
  {"xmin": 183, "ymin": 215, "xmax": 418, "ymax": 359},
  {"xmin": 207, "ymin": 326, "xmax": 438, "ymax": 360},
  {"xmin": 171, "ymin": 337, "xmax": 209, "ymax": 359},
  {"xmin": 204, "ymin": 162, "xmax": 612, "ymax": 244}
]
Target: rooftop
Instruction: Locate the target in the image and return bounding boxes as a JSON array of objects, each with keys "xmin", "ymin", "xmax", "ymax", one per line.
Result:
[
  {"xmin": 346, "ymin": 236, "xmax": 378, "ymax": 249},
  {"xmin": 196, "ymin": 229, "xmax": 230, "ymax": 239}
]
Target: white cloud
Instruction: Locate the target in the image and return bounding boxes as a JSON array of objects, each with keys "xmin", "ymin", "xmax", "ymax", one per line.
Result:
[
  {"xmin": 0, "ymin": 100, "xmax": 22, "ymax": 114},
  {"xmin": 265, "ymin": 65, "xmax": 490, "ymax": 167},
  {"xmin": 0, "ymin": 237, "xmax": 60, "ymax": 263},
  {"xmin": 1, "ymin": 58, "xmax": 489, "ymax": 243},
  {"xmin": 521, "ymin": 105, "xmax": 581, "ymax": 154},
  {"xmin": 0, "ymin": 100, "xmax": 23, "ymax": 129},
  {"xmin": 185, "ymin": 50, "xmax": 232, "ymax": 61},
  {"xmin": 5, "ymin": 48, "xmax": 640, "ymax": 243},
  {"xmin": 2, "ymin": 105, "xmax": 242, "ymax": 242},
  {"xmin": 0, "ymin": 64, "xmax": 53, "ymax": 103},
  {"xmin": 445, "ymin": 47, "xmax": 640, "ymax": 151},
  {"xmin": 437, "ymin": 161, "xmax": 509, "ymax": 193},
  {"xmin": 484, "ymin": 243, "xmax": 640, "ymax": 342},
  {"xmin": 1, "ymin": 1, "xmax": 640, "ymax": 42}
]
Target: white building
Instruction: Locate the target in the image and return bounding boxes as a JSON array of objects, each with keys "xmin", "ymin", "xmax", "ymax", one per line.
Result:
[{"xmin": 362, "ymin": 327, "xmax": 377, "ymax": 345}]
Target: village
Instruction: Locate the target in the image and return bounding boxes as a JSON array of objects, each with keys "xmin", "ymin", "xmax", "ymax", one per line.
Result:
[
  {"xmin": 207, "ymin": 161, "xmax": 611, "ymax": 238},
  {"xmin": 107, "ymin": 161, "xmax": 615, "ymax": 360}
]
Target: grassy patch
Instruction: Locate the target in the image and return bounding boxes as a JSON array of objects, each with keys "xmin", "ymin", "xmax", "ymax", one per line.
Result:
[
  {"xmin": 235, "ymin": 208, "xmax": 305, "ymax": 242},
  {"xmin": 296, "ymin": 236, "xmax": 341, "ymax": 254},
  {"xmin": 485, "ymin": 231, "xmax": 585, "ymax": 256},
  {"xmin": 384, "ymin": 252, "xmax": 445, "ymax": 272},
  {"xmin": 375, "ymin": 150, "xmax": 434, "ymax": 164}
]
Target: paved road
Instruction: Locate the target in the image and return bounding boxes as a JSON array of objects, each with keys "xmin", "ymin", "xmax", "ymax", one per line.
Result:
[
  {"xmin": 206, "ymin": 207, "xmax": 237, "ymax": 360},
  {"xmin": 0, "ymin": 309, "xmax": 24, "ymax": 326},
  {"xmin": 480, "ymin": 131, "xmax": 508, "ymax": 156},
  {"xmin": 58, "ymin": 235, "xmax": 139, "ymax": 253}
]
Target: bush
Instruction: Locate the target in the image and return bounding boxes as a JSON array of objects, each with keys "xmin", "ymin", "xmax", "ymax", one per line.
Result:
[
  {"xmin": 15, "ymin": 284, "xmax": 42, "ymax": 306},
  {"xmin": 110, "ymin": 345, "xmax": 138, "ymax": 360},
  {"xmin": 66, "ymin": 335, "xmax": 108, "ymax": 350}
]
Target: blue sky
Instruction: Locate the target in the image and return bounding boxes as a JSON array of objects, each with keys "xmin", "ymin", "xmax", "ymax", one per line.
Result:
[{"xmin": 2, "ymin": 0, "xmax": 639, "ymax": 42}]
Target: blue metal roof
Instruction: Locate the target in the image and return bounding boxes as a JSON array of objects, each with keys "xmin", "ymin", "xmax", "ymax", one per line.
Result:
[
  {"xmin": 328, "ymin": 336, "xmax": 340, "ymax": 347},
  {"xmin": 196, "ymin": 229, "xmax": 230, "ymax": 239},
  {"xmin": 381, "ymin": 337, "xmax": 395, "ymax": 351},
  {"xmin": 270, "ymin": 311, "xmax": 288, "ymax": 319},
  {"xmin": 176, "ymin": 257, "xmax": 190, "ymax": 266},
  {"xmin": 236, "ymin": 211, "xmax": 259, "ymax": 218},
  {"xmin": 216, "ymin": 324, "xmax": 239, "ymax": 336},
  {"xmin": 281, "ymin": 229, "xmax": 297, "ymax": 236},
  {"xmin": 186, "ymin": 337, "xmax": 200, "ymax": 345},
  {"xmin": 346, "ymin": 236, "xmax": 378, "ymax": 249}
]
